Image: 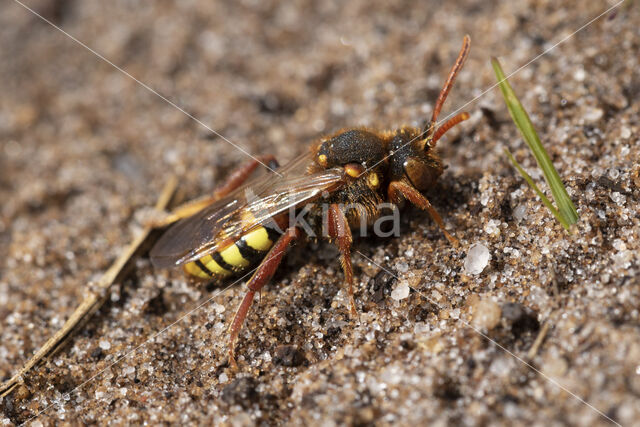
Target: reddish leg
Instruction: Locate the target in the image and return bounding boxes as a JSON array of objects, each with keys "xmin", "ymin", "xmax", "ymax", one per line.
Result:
[
  {"xmin": 155, "ymin": 155, "xmax": 279, "ymax": 227},
  {"xmin": 327, "ymin": 204, "xmax": 358, "ymax": 317},
  {"xmin": 213, "ymin": 155, "xmax": 279, "ymax": 200},
  {"xmin": 388, "ymin": 180, "xmax": 458, "ymax": 246},
  {"xmin": 228, "ymin": 226, "xmax": 301, "ymax": 369}
]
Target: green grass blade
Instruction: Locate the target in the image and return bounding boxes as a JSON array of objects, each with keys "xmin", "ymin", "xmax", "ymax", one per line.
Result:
[
  {"xmin": 491, "ymin": 58, "xmax": 579, "ymax": 227},
  {"xmin": 504, "ymin": 149, "xmax": 571, "ymax": 231}
]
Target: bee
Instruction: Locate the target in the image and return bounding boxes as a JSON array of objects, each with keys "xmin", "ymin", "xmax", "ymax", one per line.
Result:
[{"xmin": 150, "ymin": 36, "xmax": 471, "ymax": 368}]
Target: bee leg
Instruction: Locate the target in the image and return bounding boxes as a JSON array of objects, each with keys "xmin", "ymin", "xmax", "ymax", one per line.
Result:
[
  {"xmin": 212, "ymin": 155, "xmax": 279, "ymax": 200},
  {"xmin": 228, "ymin": 226, "xmax": 301, "ymax": 370},
  {"xmin": 152, "ymin": 155, "xmax": 279, "ymax": 227},
  {"xmin": 388, "ymin": 180, "xmax": 459, "ymax": 246},
  {"xmin": 327, "ymin": 204, "xmax": 358, "ymax": 317}
]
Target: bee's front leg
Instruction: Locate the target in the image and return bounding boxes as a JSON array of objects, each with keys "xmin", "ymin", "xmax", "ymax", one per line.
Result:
[
  {"xmin": 388, "ymin": 180, "xmax": 458, "ymax": 246},
  {"xmin": 327, "ymin": 204, "xmax": 358, "ymax": 318},
  {"xmin": 151, "ymin": 155, "xmax": 279, "ymax": 228},
  {"xmin": 227, "ymin": 226, "xmax": 301, "ymax": 370}
]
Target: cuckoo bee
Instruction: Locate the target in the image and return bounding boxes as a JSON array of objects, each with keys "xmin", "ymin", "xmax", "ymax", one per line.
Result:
[{"xmin": 150, "ymin": 36, "xmax": 471, "ymax": 368}]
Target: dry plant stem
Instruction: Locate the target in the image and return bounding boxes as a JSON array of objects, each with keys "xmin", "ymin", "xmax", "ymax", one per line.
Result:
[
  {"xmin": 527, "ymin": 321, "xmax": 552, "ymax": 361},
  {"xmin": 0, "ymin": 176, "xmax": 178, "ymax": 397}
]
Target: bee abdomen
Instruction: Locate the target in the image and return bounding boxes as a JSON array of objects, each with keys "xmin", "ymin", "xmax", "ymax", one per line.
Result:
[{"xmin": 184, "ymin": 225, "xmax": 282, "ymax": 280}]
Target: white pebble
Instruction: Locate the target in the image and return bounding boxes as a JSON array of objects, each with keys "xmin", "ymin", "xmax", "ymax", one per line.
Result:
[
  {"xmin": 484, "ymin": 219, "xmax": 501, "ymax": 236},
  {"xmin": 391, "ymin": 281, "xmax": 410, "ymax": 301},
  {"xmin": 472, "ymin": 298, "xmax": 501, "ymax": 330},
  {"xmin": 395, "ymin": 262, "xmax": 409, "ymax": 273},
  {"xmin": 608, "ymin": 168, "xmax": 620, "ymax": 180},
  {"xmin": 99, "ymin": 339, "xmax": 111, "ymax": 350},
  {"xmin": 613, "ymin": 239, "xmax": 627, "ymax": 252},
  {"xmin": 542, "ymin": 354, "xmax": 568, "ymax": 377},
  {"xmin": 610, "ymin": 191, "xmax": 625, "ymax": 205},
  {"xmin": 620, "ymin": 126, "xmax": 631, "ymax": 139},
  {"xmin": 583, "ymin": 107, "xmax": 603, "ymax": 123},
  {"xmin": 513, "ymin": 204, "xmax": 527, "ymax": 222},
  {"xmin": 212, "ymin": 303, "xmax": 226, "ymax": 314},
  {"xmin": 464, "ymin": 244, "xmax": 491, "ymax": 275}
]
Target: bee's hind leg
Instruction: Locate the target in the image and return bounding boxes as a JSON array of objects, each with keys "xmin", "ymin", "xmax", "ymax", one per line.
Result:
[
  {"xmin": 152, "ymin": 155, "xmax": 279, "ymax": 227},
  {"xmin": 212, "ymin": 155, "xmax": 279, "ymax": 201},
  {"xmin": 327, "ymin": 204, "xmax": 358, "ymax": 318},
  {"xmin": 228, "ymin": 226, "xmax": 301, "ymax": 370}
]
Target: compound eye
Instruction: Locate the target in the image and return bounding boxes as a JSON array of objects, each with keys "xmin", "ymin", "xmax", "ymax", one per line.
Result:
[{"xmin": 404, "ymin": 157, "xmax": 435, "ymax": 190}]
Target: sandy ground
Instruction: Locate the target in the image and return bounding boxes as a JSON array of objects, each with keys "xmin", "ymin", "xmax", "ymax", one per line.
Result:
[{"xmin": 1, "ymin": 0, "xmax": 639, "ymax": 425}]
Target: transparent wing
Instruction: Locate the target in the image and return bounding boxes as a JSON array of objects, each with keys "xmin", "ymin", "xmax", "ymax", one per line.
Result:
[{"xmin": 150, "ymin": 152, "xmax": 346, "ymax": 268}]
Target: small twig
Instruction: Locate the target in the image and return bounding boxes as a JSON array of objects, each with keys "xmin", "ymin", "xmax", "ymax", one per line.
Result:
[
  {"xmin": 527, "ymin": 321, "xmax": 551, "ymax": 361},
  {"xmin": 0, "ymin": 176, "xmax": 177, "ymax": 397}
]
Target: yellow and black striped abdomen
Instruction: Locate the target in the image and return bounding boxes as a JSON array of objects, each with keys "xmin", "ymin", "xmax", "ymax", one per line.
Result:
[{"xmin": 184, "ymin": 225, "xmax": 281, "ymax": 280}]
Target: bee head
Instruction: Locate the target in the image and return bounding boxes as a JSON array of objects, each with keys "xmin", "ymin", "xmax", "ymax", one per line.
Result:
[{"xmin": 389, "ymin": 128, "xmax": 443, "ymax": 191}]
